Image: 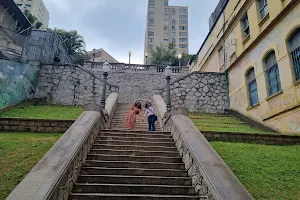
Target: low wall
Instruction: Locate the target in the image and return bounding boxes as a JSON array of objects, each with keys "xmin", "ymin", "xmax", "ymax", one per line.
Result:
[
  {"xmin": 0, "ymin": 118, "xmax": 74, "ymax": 132},
  {"xmin": 156, "ymin": 71, "xmax": 228, "ymax": 113},
  {"xmin": 202, "ymin": 131, "xmax": 300, "ymax": 145},
  {"xmin": 0, "ymin": 60, "xmax": 40, "ymax": 109}
]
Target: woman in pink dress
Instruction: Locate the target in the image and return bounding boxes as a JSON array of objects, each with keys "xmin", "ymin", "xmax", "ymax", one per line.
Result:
[{"xmin": 125, "ymin": 101, "xmax": 142, "ymax": 130}]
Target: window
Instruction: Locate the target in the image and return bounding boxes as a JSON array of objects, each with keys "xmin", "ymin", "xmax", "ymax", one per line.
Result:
[
  {"xmin": 172, "ymin": 20, "xmax": 176, "ymax": 25},
  {"xmin": 179, "ymin": 44, "xmax": 187, "ymax": 48},
  {"xmin": 164, "ymin": 1, "xmax": 168, "ymax": 6},
  {"xmin": 179, "ymin": 8, "xmax": 187, "ymax": 13},
  {"xmin": 164, "ymin": 20, "xmax": 169, "ymax": 25},
  {"xmin": 148, "ymin": 44, "xmax": 154, "ymax": 49},
  {"xmin": 149, "ymin": 1, "xmax": 155, "ymax": 6},
  {"xmin": 148, "ymin": 32, "xmax": 154, "ymax": 36},
  {"xmin": 241, "ymin": 14, "xmax": 250, "ymax": 38},
  {"xmin": 289, "ymin": 29, "xmax": 300, "ymax": 81},
  {"xmin": 148, "ymin": 25, "xmax": 154, "ymax": 30},
  {"xmin": 148, "ymin": 19, "xmax": 154, "ymax": 23},
  {"xmin": 172, "ymin": 32, "xmax": 176, "ymax": 37},
  {"xmin": 179, "ymin": 20, "xmax": 187, "ymax": 24},
  {"xmin": 247, "ymin": 68, "xmax": 259, "ymax": 106},
  {"xmin": 164, "ymin": 32, "xmax": 168, "ymax": 37},
  {"xmin": 164, "ymin": 26, "xmax": 168, "ymax": 31},
  {"xmin": 164, "ymin": 39, "xmax": 168, "ymax": 43},
  {"xmin": 148, "ymin": 13, "xmax": 155, "ymax": 18},
  {"xmin": 172, "ymin": 14, "xmax": 176, "ymax": 19},
  {"xmin": 172, "ymin": 26, "xmax": 176, "ymax": 31},
  {"xmin": 148, "ymin": 38, "xmax": 154, "ymax": 42},
  {"xmin": 172, "ymin": 38, "xmax": 176, "ymax": 43},
  {"xmin": 149, "ymin": 7, "xmax": 155, "ymax": 11},
  {"xmin": 172, "ymin": 9, "xmax": 176, "ymax": 14},
  {"xmin": 258, "ymin": 0, "xmax": 268, "ymax": 19},
  {"xmin": 25, "ymin": 4, "xmax": 31, "ymax": 7},
  {"xmin": 179, "ymin": 32, "xmax": 187, "ymax": 36},
  {"xmin": 17, "ymin": 3, "xmax": 22, "ymax": 6},
  {"xmin": 164, "ymin": 8, "xmax": 168, "ymax": 12},
  {"xmin": 179, "ymin": 15, "xmax": 187, "ymax": 19},
  {"xmin": 179, "ymin": 38, "xmax": 188, "ymax": 43},
  {"xmin": 179, "ymin": 26, "xmax": 187, "ymax": 30},
  {"xmin": 164, "ymin": 14, "xmax": 168, "ymax": 18},
  {"xmin": 264, "ymin": 51, "xmax": 281, "ymax": 96}
]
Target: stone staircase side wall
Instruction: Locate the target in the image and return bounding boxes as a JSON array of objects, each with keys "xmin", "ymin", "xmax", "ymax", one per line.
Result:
[{"xmin": 156, "ymin": 72, "xmax": 228, "ymax": 113}]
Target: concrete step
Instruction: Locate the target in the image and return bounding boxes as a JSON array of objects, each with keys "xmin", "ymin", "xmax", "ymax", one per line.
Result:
[
  {"xmin": 72, "ymin": 183, "xmax": 195, "ymax": 195},
  {"xmin": 69, "ymin": 193, "xmax": 199, "ymax": 199},
  {"xmin": 84, "ymin": 160, "xmax": 185, "ymax": 170},
  {"xmin": 87, "ymin": 154, "xmax": 182, "ymax": 163},
  {"xmin": 98, "ymin": 136, "xmax": 173, "ymax": 143},
  {"xmin": 94, "ymin": 139, "xmax": 175, "ymax": 147},
  {"xmin": 92, "ymin": 144, "xmax": 177, "ymax": 152},
  {"xmin": 102, "ymin": 129, "xmax": 168, "ymax": 134},
  {"xmin": 101, "ymin": 132, "xmax": 172, "ymax": 139},
  {"xmin": 89, "ymin": 149, "xmax": 179, "ymax": 157},
  {"xmin": 76, "ymin": 174, "xmax": 191, "ymax": 185},
  {"xmin": 81, "ymin": 167, "xmax": 188, "ymax": 177}
]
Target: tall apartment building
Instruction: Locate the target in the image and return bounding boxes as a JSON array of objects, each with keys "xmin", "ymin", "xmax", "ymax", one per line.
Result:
[
  {"xmin": 144, "ymin": 0, "xmax": 188, "ymax": 63},
  {"xmin": 14, "ymin": 0, "xmax": 49, "ymax": 28}
]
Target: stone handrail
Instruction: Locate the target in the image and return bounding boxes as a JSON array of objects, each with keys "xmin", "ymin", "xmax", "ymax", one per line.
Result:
[
  {"xmin": 152, "ymin": 95, "xmax": 254, "ymax": 200},
  {"xmin": 85, "ymin": 61, "xmax": 189, "ymax": 74},
  {"xmin": 7, "ymin": 95, "xmax": 119, "ymax": 199},
  {"xmin": 105, "ymin": 92, "xmax": 119, "ymax": 127},
  {"xmin": 153, "ymin": 95, "xmax": 167, "ymax": 130}
]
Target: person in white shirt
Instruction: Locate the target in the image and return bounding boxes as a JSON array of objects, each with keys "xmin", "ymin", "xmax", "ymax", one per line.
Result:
[{"xmin": 144, "ymin": 102, "xmax": 156, "ymax": 131}]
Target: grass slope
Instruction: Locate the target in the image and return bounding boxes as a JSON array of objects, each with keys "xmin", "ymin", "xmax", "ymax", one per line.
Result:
[
  {"xmin": 211, "ymin": 142, "xmax": 300, "ymax": 200},
  {"xmin": 0, "ymin": 132, "xmax": 62, "ymax": 200},
  {"xmin": 0, "ymin": 105, "xmax": 83, "ymax": 120},
  {"xmin": 189, "ymin": 112, "xmax": 277, "ymax": 134}
]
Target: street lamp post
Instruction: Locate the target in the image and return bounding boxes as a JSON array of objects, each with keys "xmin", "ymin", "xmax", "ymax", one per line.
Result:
[
  {"xmin": 100, "ymin": 62, "xmax": 110, "ymax": 108},
  {"xmin": 128, "ymin": 51, "xmax": 132, "ymax": 64},
  {"xmin": 165, "ymin": 66, "xmax": 172, "ymax": 113},
  {"xmin": 92, "ymin": 48, "xmax": 96, "ymax": 62},
  {"xmin": 178, "ymin": 53, "xmax": 182, "ymax": 67},
  {"xmin": 145, "ymin": 52, "xmax": 148, "ymax": 65}
]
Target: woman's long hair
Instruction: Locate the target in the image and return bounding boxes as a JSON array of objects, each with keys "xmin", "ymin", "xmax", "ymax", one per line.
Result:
[{"xmin": 134, "ymin": 101, "xmax": 142, "ymax": 110}]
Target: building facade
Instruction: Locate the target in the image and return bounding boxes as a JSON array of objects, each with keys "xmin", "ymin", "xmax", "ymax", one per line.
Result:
[
  {"xmin": 190, "ymin": 0, "xmax": 300, "ymax": 134},
  {"xmin": 87, "ymin": 48, "xmax": 119, "ymax": 63},
  {"xmin": 14, "ymin": 0, "xmax": 49, "ymax": 28},
  {"xmin": 144, "ymin": 0, "xmax": 189, "ymax": 63}
]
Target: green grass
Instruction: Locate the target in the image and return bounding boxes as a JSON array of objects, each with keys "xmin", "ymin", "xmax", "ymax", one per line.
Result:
[
  {"xmin": 189, "ymin": 112, "xmax": 277, "ymax": 134},
  {"xmin": 210, "ymin": 142, "xmax": 300, "ymax": 200},
  {"xmin": 0, "ymin": 104, "xmax": 83, "ymax": 120},
  {"xmin": 0, "ymin": 132, "xmax": 62, "ymax": 200}
]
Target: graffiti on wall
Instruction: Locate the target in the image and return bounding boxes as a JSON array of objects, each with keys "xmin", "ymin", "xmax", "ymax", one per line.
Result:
[{"xmin": 0, "ymin": 60, "xmax": 40, "ymax": 108}]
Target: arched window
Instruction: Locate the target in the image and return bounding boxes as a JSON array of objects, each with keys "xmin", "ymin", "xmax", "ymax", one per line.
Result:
[
  {"xmin": 247, "ymin": 68, "xmax": 259, "ymax": 106},
  {"xmin": 289, "ymin": 29, "xmax": 300, "ymax": 81},
  {"xmin": 264, "ymin": 51, "xmax": 281, "ymax": 96}
]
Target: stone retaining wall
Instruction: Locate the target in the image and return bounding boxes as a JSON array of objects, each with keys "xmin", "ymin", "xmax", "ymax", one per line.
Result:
[
  {"xmin": 0, "ymin": 118, "xmax": 74, "ymax": 132},
  {"xmin": 157, "ymin": 72, "xmax": 228, "ymax": 113},
  {"xmin": 202, "ymin": 131, "xmax": 300, "ymax": 145},
  {"xmin": 35, "ymin": 63, "xmax": 188, "ymax": 105}
]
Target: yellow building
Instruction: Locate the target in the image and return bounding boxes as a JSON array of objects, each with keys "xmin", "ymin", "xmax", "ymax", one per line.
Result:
[{"xmin": 190, "ymin": 0, "xmax": 300, "ymax": 134}]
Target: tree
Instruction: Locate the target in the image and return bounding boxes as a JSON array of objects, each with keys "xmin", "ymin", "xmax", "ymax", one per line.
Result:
[
  {"xmin": 54, "ymin": 29, "xmax": 87, "ymax": 64},
  {"xmin": 24, "ymin": 9, "xmax": 43, "ymax": 29},
  {"xmin": 149, "ymin": 43, "xmax": 194, "ymax": 66}
]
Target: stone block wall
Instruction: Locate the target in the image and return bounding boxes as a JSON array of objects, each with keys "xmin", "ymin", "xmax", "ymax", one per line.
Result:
[
  {"xmin": 159, "ymin": 72, "xmax": 228, "ymax": 113},
  {"xmin": 35, "ymin": 64, "xmax": 118, "ymax": 105},
  {"xmin": 0, "ymin": 118, "xmax": 74, "ymax": 132},
  {"xmin": 35, "ymin": 63, "xmax": 187, "ymax": 105}
]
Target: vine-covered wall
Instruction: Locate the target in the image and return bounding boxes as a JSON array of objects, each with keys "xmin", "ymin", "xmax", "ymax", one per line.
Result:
[{"xmin": 0, "ymin": 60, "xmax": 40, "ymax": 108}]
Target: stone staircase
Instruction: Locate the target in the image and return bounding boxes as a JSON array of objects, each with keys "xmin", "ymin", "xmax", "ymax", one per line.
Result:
[
  {"xmin": 69, "ymin": 103, "xmax": 198, "ymax": 199},
  {"xmin": 109, "ymin": 103, "xmax": 161, "ymax": 131}
]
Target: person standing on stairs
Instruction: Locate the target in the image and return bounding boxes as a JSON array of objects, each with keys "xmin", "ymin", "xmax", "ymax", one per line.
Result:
[
  {"xmin": 144, "ymin": 102, "xmax": 157, "ymax": 131},
  {"xmin": 125, "ymin": 101, "xmax": 143, "ymax": 130}
]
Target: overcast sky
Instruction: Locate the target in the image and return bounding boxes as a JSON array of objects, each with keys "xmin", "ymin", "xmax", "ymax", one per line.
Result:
[{"xmin": 43, "ymin": 0, "xmax": 219, "ymax": 64}]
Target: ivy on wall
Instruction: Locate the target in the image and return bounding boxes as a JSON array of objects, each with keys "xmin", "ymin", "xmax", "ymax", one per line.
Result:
[{"xmin": 0, "ymin": 60, "xmax": 40, "ymax": 108}]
